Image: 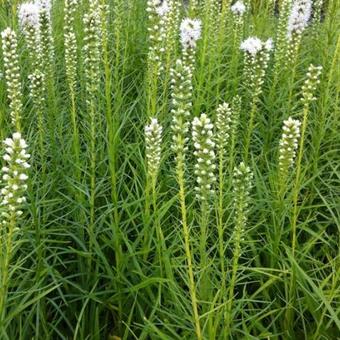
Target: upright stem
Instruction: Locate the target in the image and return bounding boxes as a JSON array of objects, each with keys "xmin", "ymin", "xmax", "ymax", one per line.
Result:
[
  {"xmin": 217, "ymin": 149, "xmax": 226, "ymax": 288},
  {"xmin": 102, "ymin": 5, "xmax": 123, "ymax": 326},
  {"xmin": 89, "ymin": 101, "xmax": 96, "ymax": 263},
  {"xmin": 0, "ymin": 215, "xmax": 16, "ymax": 331},
  {"xmin": 151, "ymin": 179, "xmax": 162, "ymax": 272},
  {"xmin": 224, "ymin": 212, "xmax": 243, "ymax": 339},
  {"xmin": 285, "ymin": 104, "xmax": 308, "ymax": 332},
  {"xmin": 143, "ymin": 177, "xmax": 152, "ymax": 260},
  {"xmin": 199, "ymin": 198, "xmax": 211, "ymax": 310},
  {"xmin": 177, "ymin": 162, "xmax": 202, "ymax": 340},
  {"xmin": 244, "ymin": 100, "xmax": 257, "ymax": 162}
]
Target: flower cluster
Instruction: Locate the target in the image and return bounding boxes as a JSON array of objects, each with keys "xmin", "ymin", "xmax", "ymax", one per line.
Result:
[
  {"xmin": 145, "ymin": 118, "xmax": 162, "ymax": 180},
  {"xmin": 180, "ymin": 18, "xmax": 201, "ymax": 71},
  {"xmin": 273, "ymin": 0, "xmax": 293, "ymax": 72},
  {"xmin": 170, "ymin": 59, "xmax": 193, "ymax": 162},
  {"xmin": 64, "ymin": 0, "xmax": 79, "ymax": 90},
  {"xmin": 301, "ymin": 64, "xmax": 322, "ymax": 107},
  {"xmin": 36, "ymin": 0, "xmax": 52, "ymax": 14},
  {"xmin": 83, "ymin": 2, "xmax": 101, "ymax": 102},
  {"xmin": 180, "ymin": 18, "xmax": 201, "ymax": 50},
  {"xmin": 312, "ymin": 0, "xmax": 323, "ymax": 25},
  {"xmin": 146, "ymin": 0, "xmax": 168, "ymax": 75},
  {"xmin": 163, "ymin": 0, "xmax": 180, "ymax": 61},
  {"xmin": 37, "ymin": 0, "xmax": 54, "ymax": 73},
  {"xmin": 216, "ymin": 102, "xmax": 232, "ymax": 152},
  {"xmin": 284, "ymin": 0, "xmax": 312, "ymax": 68},
  {"xmin": 28, "ymin": 70, "xmax": 46, "ymax": 158},
  {"xmin": 192, "ymin": 114, "xmax": 216, "ymax": 201},
  {"xmin": 18, "ymin": 3, "xmax": 41, "ymax": 62},
  {"xmin": 202, "ymin": 0, "xmax": 219, "ymax": 40},
  {"xmin": 1, "ymin": 28, "xmax": 23, "ymax": 130},
  {"xmin": 18, "ymin": 3, "xmax": 40, "ymax": 30},
  {"xmin": 189, "ymin": 0, "xmax": 200, "ymax": 15},
  {"xmin": 241, "ymin": 36, "xmax": 273, "ymax": 97},
  {"xmin": 231, "ymin": 1, "xmax": 246, "ymax": 48},
  {"xmin": 278, "ymin": 117, "xmax": 301, "ymax": 180},
  {"xmin": 28, "ymin": 70, "xmax": 46, "ymax": 110},
  {"xmin": 0, "ymin": 133, "xmax": 30, "ymax": 223},
  {"xmin": 287, "ymin": 0, "xmax": 312, "ymax": 39},
  {"xmin": 155, "ymin": 0, "xmax": 170, "ymax": 16},
  {"xmin": 231, "ymin": 1, "xmax": 246, "ymax": 15},
  {"xmin": 240, "ymin": 37, "xmax": 273, "ymax": 56}
]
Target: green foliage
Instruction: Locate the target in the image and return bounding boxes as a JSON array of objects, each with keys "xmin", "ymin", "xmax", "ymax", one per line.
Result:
[{"xmin": 0, "ymin": 0, "xmax": 339, "ymax": 339}]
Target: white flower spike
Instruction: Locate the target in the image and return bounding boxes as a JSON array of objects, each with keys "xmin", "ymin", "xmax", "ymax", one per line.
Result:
[
  {"xmin": 180, "ymin": 18, "xmax": 202, "ymax": 50},
  {"xmin": 231, "ymin": 1, "xmax": 246, "ymax": 15}
]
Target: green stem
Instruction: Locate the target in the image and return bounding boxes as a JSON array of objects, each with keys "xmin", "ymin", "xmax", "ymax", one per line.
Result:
[
  {"xmin": 285, "ymin": 104, "xmax": 309, "ymax": 333},
  {"xmin": 0, "ymin": 214, "xmax": 16, "ymax": 331},
  {"xmin": 177, "ymin": 161, "xmax": 202, "ymax": 340},
  {"xmin": 143, "ymin": 175, "xmax": 152, "ymax": 260},
  {"xmin": 224, "ymin": 215, "xmax": 243, "ymax": 339},
  {"xmin": 218, "ymin": 150, "xmax": 226, "ymax": 288},
  {"xmin": 244, "ymin": 99, "xmax": 257, "ymax": 162},
  {"xmin": 89, "ymin": 101, "xmax": 96, "ymax": 264}
]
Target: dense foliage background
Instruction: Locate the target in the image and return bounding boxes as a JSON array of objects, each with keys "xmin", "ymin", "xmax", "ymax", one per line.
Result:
[{"xmin": 0, "ymin": 0, "xmax": 339, "ymax": 339}]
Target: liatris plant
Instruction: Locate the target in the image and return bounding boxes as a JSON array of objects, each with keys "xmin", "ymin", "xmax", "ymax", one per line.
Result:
[
  {"xmin": 18, "ymin": 2, "xmax": 40, "ymax": 63},
  {"xmin": 231, "ymin": 1, "xmax": 246, "ymax": 16},
  {"xmin": 301, "ymin": 64, "xmax": 322, "ymax": 109},
  {"xmin": 278, "ymin": 117, "xmax": 301, "ymax": 192},
  {"xmin": 273, "ymin": 0, "xmax": 292, "ymax": 75},
  {"xmin": 83, "ymin": 0, "xmax": 101, "ymax": 107},
  {"xmin": 240, "ymin": 36, "xmax": 273, "ymax": 159},
  {"xmin": 64, "ymin": 0, "xmax": 81, "ymax": 177},
  {"xmin": 0, "ymin": 132, "xmax": 30, "ymax": 326},
  {"xmin": 202, "ymin": 0, "xmax": 219, "ymax": 38},
  {"xmin": 64, "ymin": 0, "xmax": 78, "ymax": 94},
  {"xmin": 291, "ymin": 65, "xmax": 322, "ymax": 195},
  {"xmin": 189, "ymin": 0, "xmax": 200, "ymax": 16},
  {"xmin": 200, "ymin": 0, "xmax": 219, "ymax": 93},
  {"xmin": 192, "ymin": 113, "xmax": 216, "ymax": 202},
  {"xmin": 216, "ymin": 102, "xmax": 232, "ymax": 170},
  {"xmin": 170, "ymin": 59, "xmax": 193, "ymax": 160},
  {"xmin": 145, "ymin": 118, "xmax": 162, "ymax": 186},
  {"xmin": 180, "ymin": 18, "xmax": 202, "ymax": 71},
  {"xmin": 228, "ymin": 1, "xmax": 246, "ymax": 95},
  {"xmin": 28, "ymin": 70, "xmax": 46, "ymax": 161},
  {"xmin": 37, "ymin": 0, "xmax": 54, "ymax": 75},
  {"xmin": 170, "ymin": 58, "xmax": 202, "ymax": 339},
  {"xmin": 225, "ymin": 161, "xmax": 253, "ymax": 338},
  {"xmin": 231, "ymin": 1, "xmax": 246, "ymax": 50},
  {"xmin": 1, "ymin": 28, "xmax": 23, "ymax": 130},
  {"xmin": 163, "ymin": 0, "xmax": 180, "ymax": 62},
  {"xmin": 215, "ymin": 102, "xmax": 232, "ymax": 302},
  {"xmin": 285, "ymin": 0, "xmax": 312, "ymax": 69},
  {"xmin": 0, "ymin": 133, "xmax": 30, "ymax": 220},
  {"xmin": 144, "ymin": 118, "xmax": 164, "ymax": 270},
  {"xmin": 312, "ymin": 0, "xmax": 323, "ymax": 25},
  {"xmin": 229, "ymin": 95, "xmax": 242, "ymax": 171},
  {"xmin": 146, "ymin": 0, "xmax": 169, "ymax": 116},
  {"xmin": 83, "ymin": 0, "xmax": 102, "ymax": 251},
  {"xmin": 160, "ymin": 1, "xmax": 179, "ymax": 76},
  {"xmin": 286, "ymin": 64, "xmax": 322, "ymax": 330},
  {"xmin": 83, "ymin": 2, "xmax": 101, "ymax": 101},
  {"xmin": 192, "ymin": 113, "xmax": 216, "ymax": 302},
  {"xmin": 240, "ymin": 37, "xmax": 273, "ymax": 95},
  {"xmin": 218, "ymin": 0, "xmax": 234, "ymax": 42},
  {"xmin": 179, "ymin": 17, "xmax": 203, "ymax": 115},
  {"xmin": 36, "ymin": 0, "xmax": 57, "ymax": 147}
]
